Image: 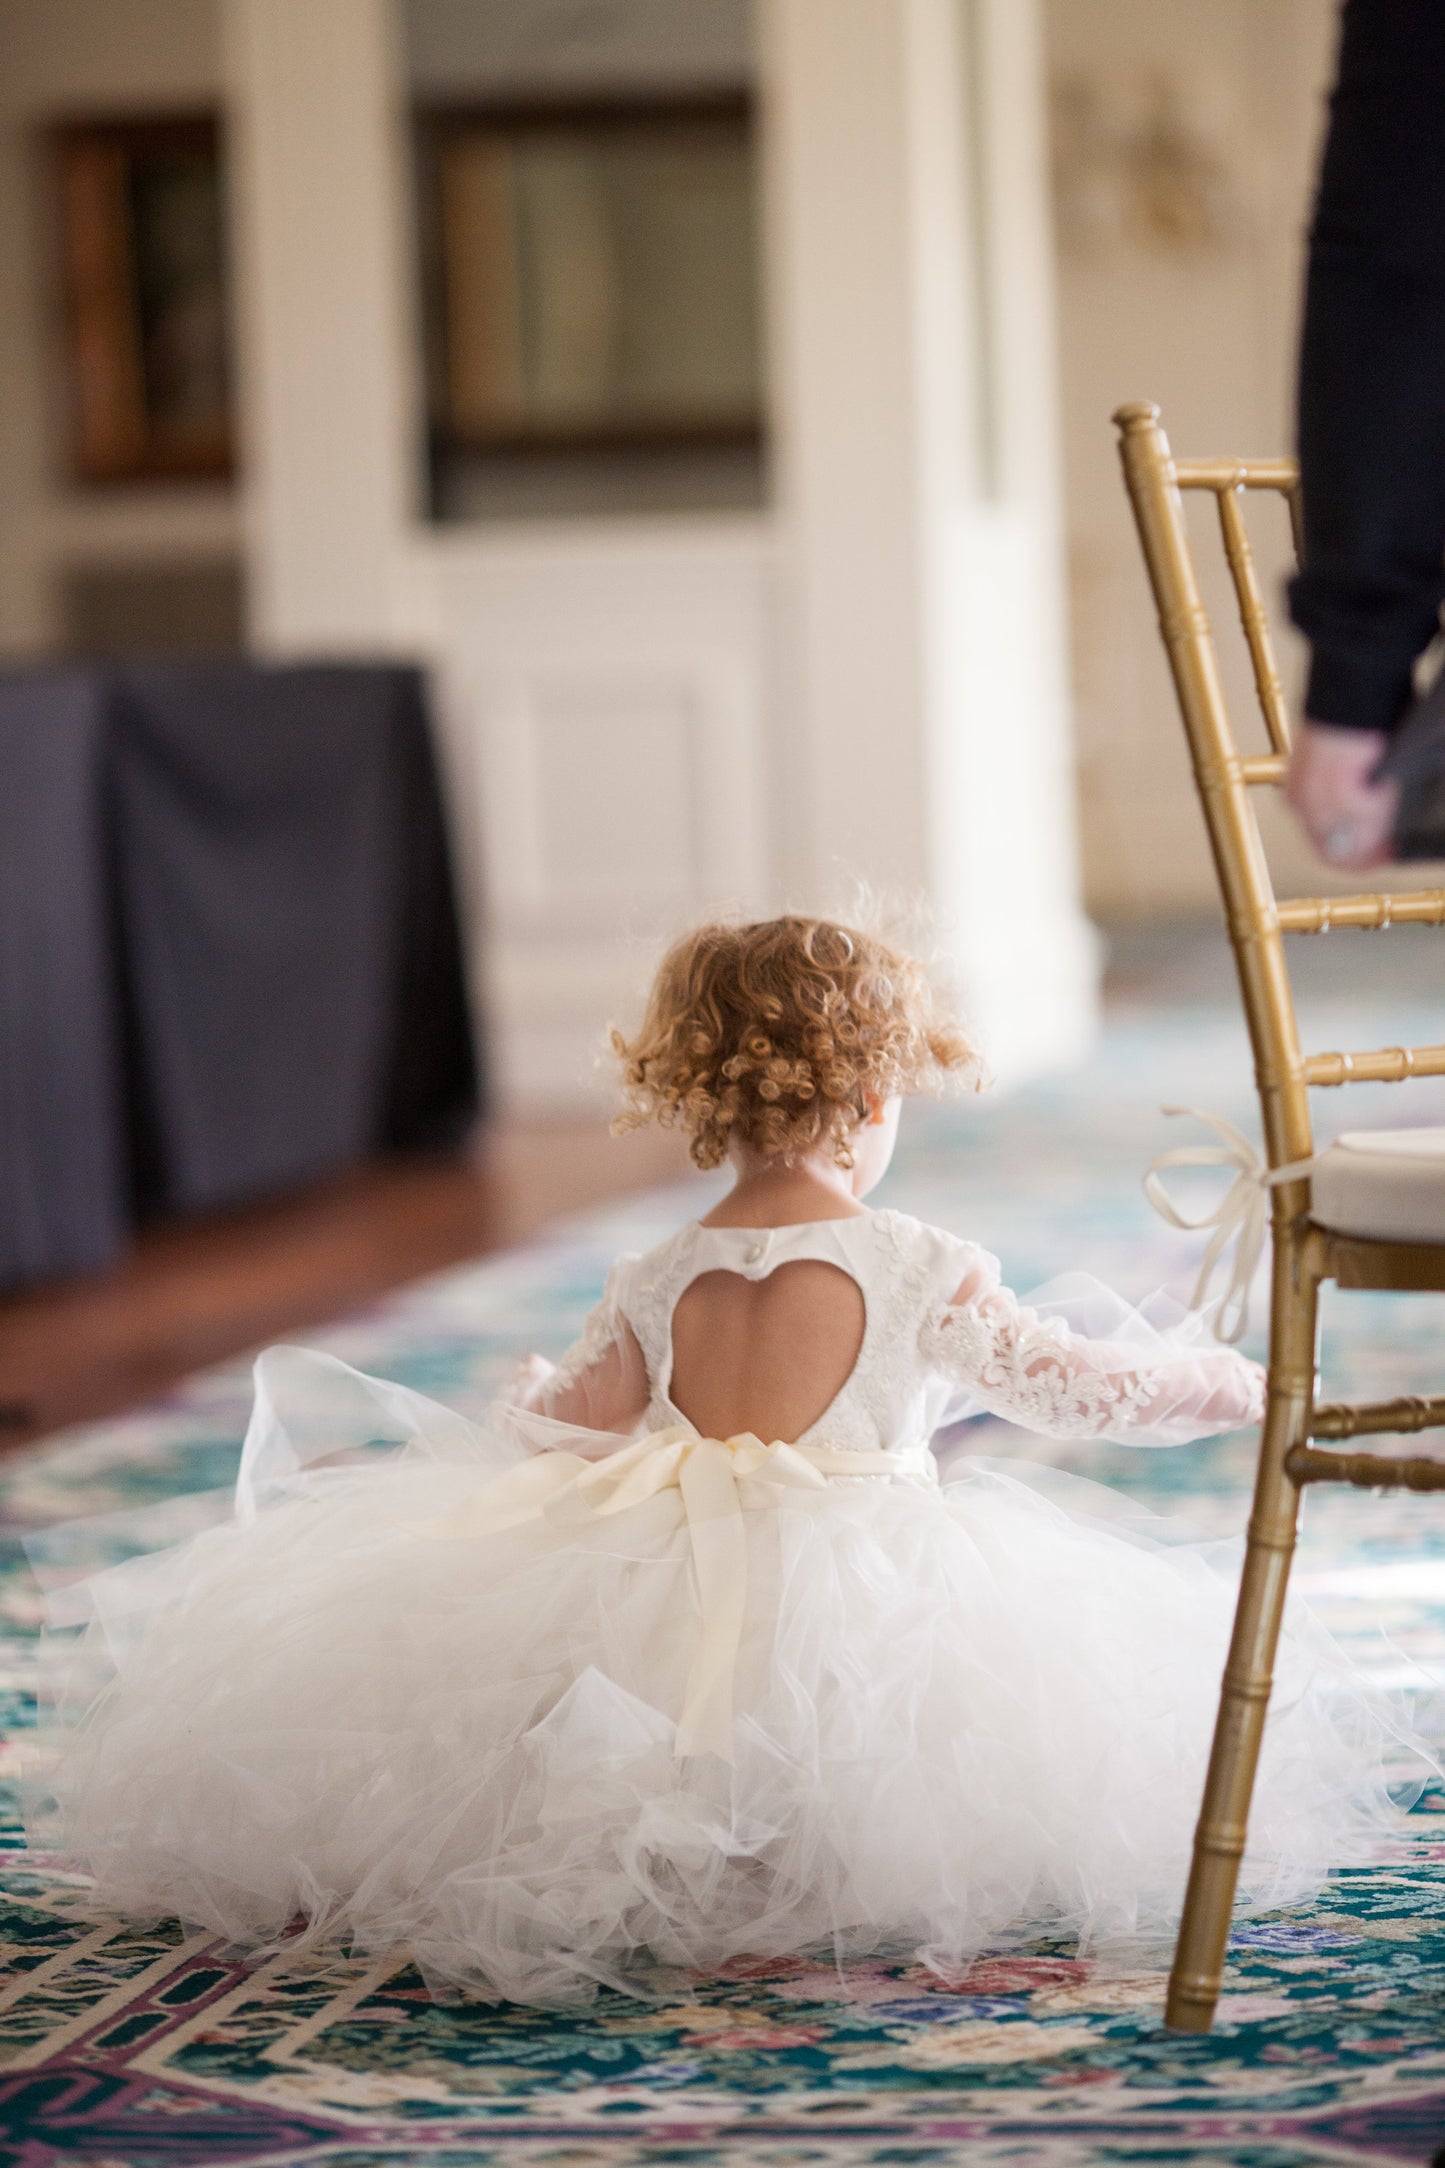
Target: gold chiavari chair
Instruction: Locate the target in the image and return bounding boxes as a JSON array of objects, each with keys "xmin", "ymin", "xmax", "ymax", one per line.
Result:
[{"xmin": 1113, "ymin": 400, "xmax": 1445, "ymax": 2035}]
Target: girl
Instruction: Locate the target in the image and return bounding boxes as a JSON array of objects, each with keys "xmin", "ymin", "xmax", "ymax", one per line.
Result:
[{"xmin": 26, "ymin": 915, "xmax": 1415, "ymax": 2007}]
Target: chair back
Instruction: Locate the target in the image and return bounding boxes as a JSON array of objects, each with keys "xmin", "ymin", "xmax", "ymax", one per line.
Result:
[{"xmin": 1114, "ymin": 401, "xmax": 1445, "ymax": 1185}]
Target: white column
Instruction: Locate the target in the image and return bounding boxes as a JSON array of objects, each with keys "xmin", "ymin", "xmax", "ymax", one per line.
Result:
[
  {"xmin": 222, "ymin": 0, "xmax": 417, "ymax": 651},
  {"xmin": 760, "ymin": 0, "xmax": 1098, "ymax": 1077}
]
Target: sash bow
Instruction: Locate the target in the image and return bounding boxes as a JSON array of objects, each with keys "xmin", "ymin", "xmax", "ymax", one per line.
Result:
[{"xmin": 416, "ymin": 1425, "xmax": 921, "ymax": 1762}]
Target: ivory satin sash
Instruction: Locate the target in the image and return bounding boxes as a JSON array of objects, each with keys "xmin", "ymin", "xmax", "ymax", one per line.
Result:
[{"xmin": 417, "ymin": 1425, "xmax": 927, "ymax": 1763}]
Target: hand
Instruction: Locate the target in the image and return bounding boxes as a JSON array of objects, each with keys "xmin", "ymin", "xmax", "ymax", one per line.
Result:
[
  {"xmin": 503, "ymin": 1353, "xmax": 556, "ymax": 1411},
  {"xmin": 1283, "ymin": 721, "xmax": 1399, "ymax": 871}
]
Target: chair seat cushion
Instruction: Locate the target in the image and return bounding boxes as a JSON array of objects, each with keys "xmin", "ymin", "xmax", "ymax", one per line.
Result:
[{"xmin": 1312, "ymin": 1129, "xmax": 1445, "ymax": 1243}]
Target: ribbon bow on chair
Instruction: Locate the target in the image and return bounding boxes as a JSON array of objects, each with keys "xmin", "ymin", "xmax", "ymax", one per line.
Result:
[{"xmin": 1143, "ymin": 1105, "xmax": 1318, "ymax": 1343}]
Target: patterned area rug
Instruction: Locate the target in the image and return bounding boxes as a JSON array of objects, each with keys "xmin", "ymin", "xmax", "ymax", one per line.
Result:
[{"xmin": 7, "ymin": 965, "xmax": 1445, "ymax": 2167}]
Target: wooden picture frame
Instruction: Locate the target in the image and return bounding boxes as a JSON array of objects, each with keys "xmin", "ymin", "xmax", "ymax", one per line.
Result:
[
  {"xmin": 54, "ymin": 113, "xmax": 234, "ymax": 483},
  {"xmin": 417, "ymin": 93, "xmax": 764, "ymax": 459}
]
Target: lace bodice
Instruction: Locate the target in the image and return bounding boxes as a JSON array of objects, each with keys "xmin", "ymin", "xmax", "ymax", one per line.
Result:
[{"xmin": 531, "ymin": 1209, "xmax": 1264, "ymax": 1465}]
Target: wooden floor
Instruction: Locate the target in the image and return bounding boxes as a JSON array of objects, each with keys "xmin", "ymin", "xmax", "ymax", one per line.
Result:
[{"xmin": 0, "ymin": 1121, "xmax": 695, "ymax": 1450}]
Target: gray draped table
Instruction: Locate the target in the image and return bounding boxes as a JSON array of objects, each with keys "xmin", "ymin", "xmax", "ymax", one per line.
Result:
[{"xmin": 0, "ymin": 661, "xmax": 480, "ymax": 1286}]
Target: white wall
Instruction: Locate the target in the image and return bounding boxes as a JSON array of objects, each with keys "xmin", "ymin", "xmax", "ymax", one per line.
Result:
[
  {"xmin": 1047, "ymin": 0, "xmax": 1342, "ymax": 916},
  {"xmin": 0, "ymin": 0, "xmax": 237, "ymax": 660},
  {"xmin": 763, "ymin": 0, "xmax": 1097, "ymax": 1078}
]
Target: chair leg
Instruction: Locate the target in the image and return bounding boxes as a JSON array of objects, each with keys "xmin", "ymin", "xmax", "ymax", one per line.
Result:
[{"xmin": 1164, "ymin": 1240, "xmax": 1318, "ymax": 2033}]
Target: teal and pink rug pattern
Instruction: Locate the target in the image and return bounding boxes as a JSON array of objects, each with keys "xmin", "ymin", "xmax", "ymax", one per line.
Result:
[{"xmin": 7, "ymin": 973, "xmax": 1445, "ymax": 2166}]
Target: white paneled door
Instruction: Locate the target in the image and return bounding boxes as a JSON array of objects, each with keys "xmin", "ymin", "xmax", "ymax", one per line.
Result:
[{"xmin": 419, "ymin": 523, "xmax": 773, "ymax": 1103}]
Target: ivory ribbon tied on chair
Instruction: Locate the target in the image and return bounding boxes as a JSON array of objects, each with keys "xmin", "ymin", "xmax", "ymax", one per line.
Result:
[
  {"xmin": 417, "ymin": 1424, "xmax": 919, "ymax": 1763},
  {"xmin": 1143, "ymin": 1105, "xmax": 1318, "ymax": 1343}
]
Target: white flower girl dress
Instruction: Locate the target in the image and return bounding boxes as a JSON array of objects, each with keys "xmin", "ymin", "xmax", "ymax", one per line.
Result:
[{"xmin": 27, "ymin": 1209, "xmax": 1417, "ymax": 2006}]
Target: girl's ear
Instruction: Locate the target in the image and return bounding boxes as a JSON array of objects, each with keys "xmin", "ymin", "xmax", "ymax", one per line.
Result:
[{"xmin": 866, "ymin": 1093, "xmax": 887, "ymax": 1127}]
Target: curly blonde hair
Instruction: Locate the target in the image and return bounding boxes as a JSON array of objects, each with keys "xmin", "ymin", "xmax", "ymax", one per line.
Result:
[{"xmin": 611, "ymin": 914, "xmax": 978, "ymax": 1170}]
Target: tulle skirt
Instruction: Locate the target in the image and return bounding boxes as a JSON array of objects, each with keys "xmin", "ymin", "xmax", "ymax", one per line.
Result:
[{"xmin": 24, "ymin": 1351, "xmax": 1427, "ymax": 2008}]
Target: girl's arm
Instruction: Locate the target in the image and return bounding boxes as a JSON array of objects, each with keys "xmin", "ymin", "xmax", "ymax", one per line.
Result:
[
  {"xmin": 506, "ymin": 1330, "xmax": 650, "ymax": 1434},
  {"xmin": 499, "ymin": 1261, "xmax": 651, "ymax": 1442},
  {"xmin": 922, "ymin": 1251, "xmax": 1265, "ymax": 1446}
]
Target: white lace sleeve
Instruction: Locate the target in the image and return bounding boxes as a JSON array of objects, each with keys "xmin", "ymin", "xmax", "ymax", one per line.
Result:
[
  {"xmin": 918, "ymin": 1247, "xmax": 1266, "ymax": 1446},
  {"xmin": 499, "ymin": 1255, "xmax": 648, "ymax": 1433}
]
